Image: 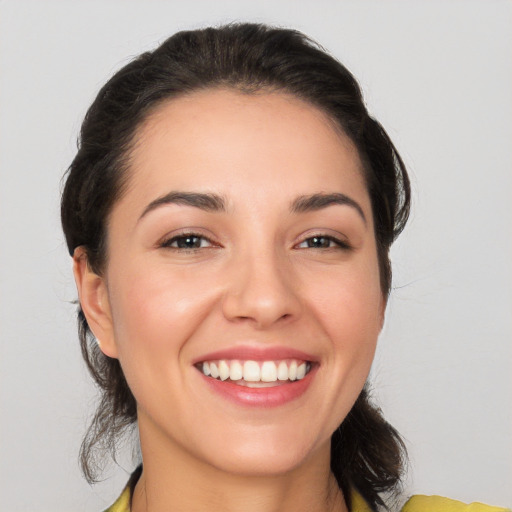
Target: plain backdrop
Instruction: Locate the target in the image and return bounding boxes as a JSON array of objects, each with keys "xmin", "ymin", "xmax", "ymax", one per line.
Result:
[{"xmin": 0, "ymin": 1, "xmax": 511, "ymax": 510}]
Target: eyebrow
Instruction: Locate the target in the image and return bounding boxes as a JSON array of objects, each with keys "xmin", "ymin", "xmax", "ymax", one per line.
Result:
[
  {"xmin": 139, "ymin": 190, "xmax": 366, "ymax": 224},
  {"xmin": 290, "ymin": 193, "xmax": 367, "ymax": 224},
  {"xmin": 139, "ymin": 191, "xmax": 227, "ymax": 220}
]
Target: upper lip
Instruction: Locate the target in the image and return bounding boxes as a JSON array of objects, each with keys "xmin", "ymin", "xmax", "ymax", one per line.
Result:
[{"xmin": 193, "ymin": 345, "xmax": 318, "ymax": 364}]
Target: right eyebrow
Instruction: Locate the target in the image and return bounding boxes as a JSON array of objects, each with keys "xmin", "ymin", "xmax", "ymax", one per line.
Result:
[{"xmin": 138, "ymin": 191, "xmax": 227, "ymax": 222}]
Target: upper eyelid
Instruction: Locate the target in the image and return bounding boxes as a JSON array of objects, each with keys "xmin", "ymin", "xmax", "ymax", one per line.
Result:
[{"xmin": 294, "ymin": 229, "xmax": 351, "ymax": 246}]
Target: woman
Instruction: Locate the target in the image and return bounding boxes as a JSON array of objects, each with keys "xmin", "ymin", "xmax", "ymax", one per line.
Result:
[{"xmin": 61, "ymin": 23, "xmax": 507, "ymax": 512}]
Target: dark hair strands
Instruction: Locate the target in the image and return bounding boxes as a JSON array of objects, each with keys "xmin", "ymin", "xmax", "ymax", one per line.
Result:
[{"xmin": 61, "ymin": 22, "xmax": 411, "ymax": 511}]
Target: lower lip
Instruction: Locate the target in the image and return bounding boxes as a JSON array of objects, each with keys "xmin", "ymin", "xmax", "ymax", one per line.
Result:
[{"xmin": 200, "ymin": 366, "xmax": 316, "ymax": 408}]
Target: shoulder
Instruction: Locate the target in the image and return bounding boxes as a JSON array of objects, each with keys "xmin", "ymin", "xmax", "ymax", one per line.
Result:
[
  {"xmin": 402, "ymin": 495, "xmax": 510, "ymax": 512},
  {"xmin": 102, "ymin": 484, "xmax": 131, "ymax": 512},
  {"xmin": 103, "ymin": 485, "xmax": 131, "ymax": 512},
  {"xmin": 350, "ymin": 491, "xmax": 509, "ymax": 512},
  {"xmin": 103, "ymin": 465, "xmax": 142, "ymax": 512}
]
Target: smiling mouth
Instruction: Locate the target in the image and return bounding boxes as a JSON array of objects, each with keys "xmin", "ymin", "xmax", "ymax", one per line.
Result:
[{"xmin": 196, "ymin": 359, "xmax": 313, "ymax": 388}]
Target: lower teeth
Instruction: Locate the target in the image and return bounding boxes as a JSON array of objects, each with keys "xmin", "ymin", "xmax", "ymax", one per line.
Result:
[
  {"xmin": 234, "ymin": 380, "xmax": 287, "ymax": 388},
  {"xmin": 208, "ymin": 372, "xmax": 310, "ymax": 387}
]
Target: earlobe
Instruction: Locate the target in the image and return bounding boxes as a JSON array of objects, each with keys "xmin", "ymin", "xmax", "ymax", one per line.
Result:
[{"xmin": 72, "ymin": 247, "xmax": 118, "ymax": 359}]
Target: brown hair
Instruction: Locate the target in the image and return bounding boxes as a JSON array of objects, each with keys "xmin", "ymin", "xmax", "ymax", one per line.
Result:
[{"xmin": 61, "ymin": 23, "xmax": 410, "ymax": 511}]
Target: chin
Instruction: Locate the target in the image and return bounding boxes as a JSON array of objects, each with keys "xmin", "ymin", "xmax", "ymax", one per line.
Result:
[{"xmin": 195, "ymin": 425, "xmax": 329, "ymax": 478}]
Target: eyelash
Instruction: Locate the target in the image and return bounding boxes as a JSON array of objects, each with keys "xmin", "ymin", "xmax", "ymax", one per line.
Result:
[{"xmin": 160, "ymin": 232, "xmax": 350, "ymax": 251}]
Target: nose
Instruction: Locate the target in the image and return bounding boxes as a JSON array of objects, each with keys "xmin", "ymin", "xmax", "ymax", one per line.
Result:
[{"xmin": 222, "ymin": 249, "xmax": 302, "ymax": 329}]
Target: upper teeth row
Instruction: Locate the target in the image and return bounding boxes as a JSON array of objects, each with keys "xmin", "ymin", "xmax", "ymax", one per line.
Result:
[{"xmin": 201, "ymin": 360, "xmax": 310, "ymax": 382}]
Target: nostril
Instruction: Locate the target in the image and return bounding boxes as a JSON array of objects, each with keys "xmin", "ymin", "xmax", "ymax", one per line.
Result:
[{"xmin": 221, "ymin": 267, "xmax": 302, "ymax": 327}]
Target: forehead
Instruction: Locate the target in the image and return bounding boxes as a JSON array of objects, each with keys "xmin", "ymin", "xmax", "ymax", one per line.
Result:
[{"xmin": 125, "ymin": 88, "xmax": 368, "ymax": 210}]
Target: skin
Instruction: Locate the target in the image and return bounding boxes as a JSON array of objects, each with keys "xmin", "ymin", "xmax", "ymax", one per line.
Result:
[{"xmin": 74, "ymin": 89, "xmax": 385, "ymax": 512}]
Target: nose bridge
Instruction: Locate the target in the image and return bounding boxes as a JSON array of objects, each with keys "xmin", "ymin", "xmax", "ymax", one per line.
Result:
[{"xmin": 222, "ymin": 240, "xmax": 301, "ymax": 327}]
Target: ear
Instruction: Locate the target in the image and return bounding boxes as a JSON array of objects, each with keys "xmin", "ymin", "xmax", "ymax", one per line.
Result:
[{"xmin": 73, "ymin": 247, "xmax": 118, "ymax": 359}]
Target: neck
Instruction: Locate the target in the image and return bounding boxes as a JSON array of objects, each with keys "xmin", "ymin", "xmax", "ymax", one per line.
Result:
[{"xmin": 132, "ymin": 419, "xmax": 347, "ymax": 512}]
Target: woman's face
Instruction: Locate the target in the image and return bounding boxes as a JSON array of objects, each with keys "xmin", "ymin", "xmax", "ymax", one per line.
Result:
[{"xmin": 80, "ymin": 89, "xmax": 384, "ymax": 476}]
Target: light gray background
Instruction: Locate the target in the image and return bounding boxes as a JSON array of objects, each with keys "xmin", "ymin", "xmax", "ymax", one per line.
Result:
[{"xmin": 1, "ymin": 1, "xmax": 511, "ymax": 510}]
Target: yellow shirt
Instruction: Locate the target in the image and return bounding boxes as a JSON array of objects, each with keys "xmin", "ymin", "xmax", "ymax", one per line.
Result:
[
  {"xmin": 105, "ymin": 481, "xmax": 509, "ymax": 512},
  {"xmin": 351, "ymin": 491, "xmax": 510, "ymax": 512},
  {"xmin": 105, "ymin": 466, "xmax": 509, "ymax": 512}
]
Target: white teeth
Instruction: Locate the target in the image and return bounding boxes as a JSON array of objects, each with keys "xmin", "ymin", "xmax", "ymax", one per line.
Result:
[
  {"xmin": 210, "ymin": 362, "xmax": 219, "ymax": 379},
  {"xmin": 229, "ymin": 360, "xmax": 243, "ymax": 380},
  {"xmin": 261, "ymin": 361, "xmax": 277, "ymax": 382},
  {"xmin": 289, "ymin": 360, "xmax": 297, "ymax": 381},
  {"xmin": 199, "ymin": 358, "xmax": 311, "ymax": 383},
  {"xmin": 243, "ymin": 360, "xmax": 261, "ymax": 382},
  {"xmin": 244, "ymin": 381, "xmax": 280, "ymax": 388},
  {"xmin": 277, "ymin": 361, "xmax": 288, "ymax": 381},
  {"xmin": 219, "ymin": 360, "xmax": 230, "ymax": 381}
]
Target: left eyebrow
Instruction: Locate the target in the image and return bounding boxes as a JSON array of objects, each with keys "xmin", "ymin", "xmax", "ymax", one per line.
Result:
[{"xmin": 290, "ymin": 193, "xmax": 367, "ymax": 225}]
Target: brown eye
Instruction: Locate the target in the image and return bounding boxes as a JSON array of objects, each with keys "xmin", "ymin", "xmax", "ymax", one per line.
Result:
[
  {"xmin": 297, "ymin": 235, "xmax": 350, "ymax": 250},
  {"xmin": 162, "ymin": 234, "xmax": 212, "ymax": 249},
  {"xmin": 306, "ymin": 236, "xmax": 332, "ymax": 248}
]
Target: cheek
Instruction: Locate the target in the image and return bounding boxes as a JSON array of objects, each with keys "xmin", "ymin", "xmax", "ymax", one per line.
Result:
[
  {"xmin": 291, "ymin": 258, "xmax": 383, "ymax": 439},
  {"xmin": 312, "ymin": 254, "xmax": 383, "ymax": 316},
  {"xmin": 104, "ymin": 264, "xmax": 227, "ymax": 424},
  {"xmin": 307, "ymin": 257, "xmax": 383, "ymax": 366},
  {"xmin": 106, "ymin": 263, "xmax": 220, "ymax": 374}
]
